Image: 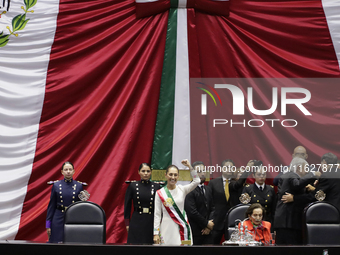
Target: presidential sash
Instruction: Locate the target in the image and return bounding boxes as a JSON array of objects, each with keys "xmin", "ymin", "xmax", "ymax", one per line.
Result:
[{"xmin": 157, "ymin": 187, "xmax": 191, "ymax": 244}]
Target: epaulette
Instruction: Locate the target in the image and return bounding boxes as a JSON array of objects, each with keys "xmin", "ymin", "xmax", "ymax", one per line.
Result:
[
  {"xmin": 47, "ymin": 180, "xmax": 60, "ymax": 185},
  {"xmin": 245, "ymin": 184, "xmax": 250, "ymax": 187},
  {"xmin": 77, "ymin": 181, "xmax": 88, "ymax": 186},
  {"xmin": 270, "ymin": 185, "xmax": 274, "ymax": 188},
  {"xmin": 125, "ymin": 180, "xmax": 137, "ymax": 184}
]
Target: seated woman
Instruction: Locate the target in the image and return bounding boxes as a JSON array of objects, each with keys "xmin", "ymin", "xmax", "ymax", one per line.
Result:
[{"xmin": 239, "ymin": 203, "xmax": 272, "ymax": 244}]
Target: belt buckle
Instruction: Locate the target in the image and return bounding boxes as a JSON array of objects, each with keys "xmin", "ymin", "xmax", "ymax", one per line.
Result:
[
  {"xmin": 61, "ymin": 205, "xmax": 68, "ymax": 212},
  {"xmin": 142, "ymin": 207, "xmax": 149, "ymax": 213}
]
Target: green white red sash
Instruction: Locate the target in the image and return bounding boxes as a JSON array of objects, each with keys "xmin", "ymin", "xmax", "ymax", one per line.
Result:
[{"xmin": 157, "ymin": 187, "xmax": 191, "ymax": 244}]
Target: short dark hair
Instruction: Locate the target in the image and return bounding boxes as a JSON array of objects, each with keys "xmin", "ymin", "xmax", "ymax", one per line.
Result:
[
  {"xmin": 251, "ymin": 160, "xmax": 263, "ymax": 174},
  {"xmin": 245, "ymin": 203, "xmax": 265, "ymax": 218},
  {"xmin": 254, "ymin": 160, "xmax": 263, "ymax": 167},
  {"xmin": 321, "ymin": 153, "xmax": 338, "ymax": 165},
  {"xmin": 139, "ymin": 163, "xmax": 152, "ymax": 171},
  {"xmin": 62, "ymin": 161, "xmax": 74, "ymax": 170},
  {"xmin": 166, "ymin": 164, "xmax": 179, "ymax": 174},
  {"xmin": 221, "ymin": 159, "xmax": 235, "ymax": 167},
  {"xmin": 192, "ymin": 161, "xmax": 204, "ymax": 169}
]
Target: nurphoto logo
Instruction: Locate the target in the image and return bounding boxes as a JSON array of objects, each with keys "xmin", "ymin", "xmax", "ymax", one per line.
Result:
[{"xmin": 194, "ymin": 78, "xmax": 313, "ymax": 128}]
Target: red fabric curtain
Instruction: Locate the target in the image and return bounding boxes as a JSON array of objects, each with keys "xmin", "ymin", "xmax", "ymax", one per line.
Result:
[
  {"xmin": 191, "ymin": 0, "xmax": 340, "ymax": 176},
  {"xmin": 196, "ymin": 0, "xmax": 339, "ymax": 78}
]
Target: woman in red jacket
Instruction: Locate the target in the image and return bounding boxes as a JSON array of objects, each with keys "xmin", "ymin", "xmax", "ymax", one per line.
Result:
[{"xmin": 240, "ymin": 203, "xmax": 273, "ymax": 244}]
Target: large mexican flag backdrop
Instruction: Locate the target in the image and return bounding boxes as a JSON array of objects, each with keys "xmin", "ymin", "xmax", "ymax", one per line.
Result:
[{"xmin": 0, "ymin": 0, "xmax": 339, "ymax": 243}]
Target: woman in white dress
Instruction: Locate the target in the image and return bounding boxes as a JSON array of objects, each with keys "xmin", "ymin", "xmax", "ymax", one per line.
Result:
[{"xmin": 153, "ymin": 159, "xmax": 200, "ymax": 245}]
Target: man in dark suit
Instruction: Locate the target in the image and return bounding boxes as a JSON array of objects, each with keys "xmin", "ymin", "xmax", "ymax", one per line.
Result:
[
  {"xmin": 185, "ymin": 161, "xmax": 215, "ymax": 244},
  {"xmin": 274, "ymin": 157, "xmax": 321, "ymax": 245},
  {"xmin": 208, "ymin": 159, "xmax": 250, "ymax": 244},
  {"xmin": 314, "ymin": 153, "xmax": 340, "ymax": 212}
]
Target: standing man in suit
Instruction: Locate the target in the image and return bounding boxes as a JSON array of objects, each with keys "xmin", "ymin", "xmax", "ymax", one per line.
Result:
[
  {"xmin": 185, "ymin": 161, "xmax": 215, "ymax": 244},
  {"xmin": 314, "ymin": 153, "xmax": 340, "ymax": 212},
  {"xmin": 274, "ymin": 157, "xmax": 321, "ymax": 245},
  {"xmin": 208, "ymin": 159, "xmax": 250, "ymax": 244}
]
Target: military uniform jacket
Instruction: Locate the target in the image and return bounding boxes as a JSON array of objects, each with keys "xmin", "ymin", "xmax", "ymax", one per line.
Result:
[
  {"xmin": 314, "ymin": 167, "xmax": 340, "ymax": 212},
  {"xmin": 242, "ymin": 183, "xmax": 276, "ymax": 223},
  {"xmin": 124, "ymin": 180, "xmax": 160, "ymax": 244},
  {"xmin": 46, "ymin": 179, "xmax": 84, "ymax": 243}
]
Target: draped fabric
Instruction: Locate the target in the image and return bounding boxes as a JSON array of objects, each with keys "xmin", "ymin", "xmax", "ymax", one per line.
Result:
[
  {"xmin": 190, "ymin": 0, "xmax": 340, "ymax": 176},
  {"xmin": 0, "ymin": 0, "xmax": 338, "ymax": 243},
  {"xmin": 190, "ymin": 77, "xmax": 340, "ymax": 180},
  {"xmin": 0, "ymin": 0, "xmax": 60, "ymax": 240},
  {"xmin": 13, "ymin": 0, "xmax": 168, "ymax": 243},
  {"xmin": 148, "ymin": 0, "xmax": 230, "ymax": 169}
]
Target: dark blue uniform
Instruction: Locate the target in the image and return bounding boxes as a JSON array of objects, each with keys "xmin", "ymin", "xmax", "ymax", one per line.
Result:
[
  {"xmin": 242, "ymin": 184, "xmax": 276, "ymax": 223},
  {"xmin": 46, "ymin": 179, "xmax": 84, "ymax": 243}
]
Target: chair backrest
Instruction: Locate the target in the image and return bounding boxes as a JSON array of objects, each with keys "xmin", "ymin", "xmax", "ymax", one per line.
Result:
[
  {"xmin": 64, "ymin": 201, "xmax": 106, "ymax": 244},
  {"xmin": 303, "ymin": 201, "xmax": 340, "ymax": 245},
  {"xmin": 225, "ymin": 204, "xmax": 250, "ymax": 240}
]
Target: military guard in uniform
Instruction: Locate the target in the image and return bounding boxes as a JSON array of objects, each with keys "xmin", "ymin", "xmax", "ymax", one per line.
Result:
[
  {"xmin": 46, "ymin": 161, "xmax": 87, "ymax": 243},
  {"xmin": 242, "ymin": 164, "xmax": 276, "ymax": 223},
  {"xmin": 124, "ymin": 163, "xmax": 161, "ymax": 244}
]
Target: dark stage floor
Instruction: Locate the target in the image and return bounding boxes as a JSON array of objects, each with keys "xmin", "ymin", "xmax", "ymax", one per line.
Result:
[{"xmin": 1, "ymin": 241, "xmax": 339, "ymax": 255}]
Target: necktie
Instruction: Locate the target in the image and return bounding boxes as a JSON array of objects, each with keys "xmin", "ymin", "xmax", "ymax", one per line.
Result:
[
  {"xmin": 259, "ymin": 186, "xmax": 263, "ymax": 191},
  {"xmin": 224, "ymin": 180, "xmax": 230, "ymax": 201},
  {"xmin": 200, "ymin": 186, "xmax": 208, "ymax": 207},
  {"xmin": 200, "ymin": 185, "xmax": 205, "ymax": 194}
]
